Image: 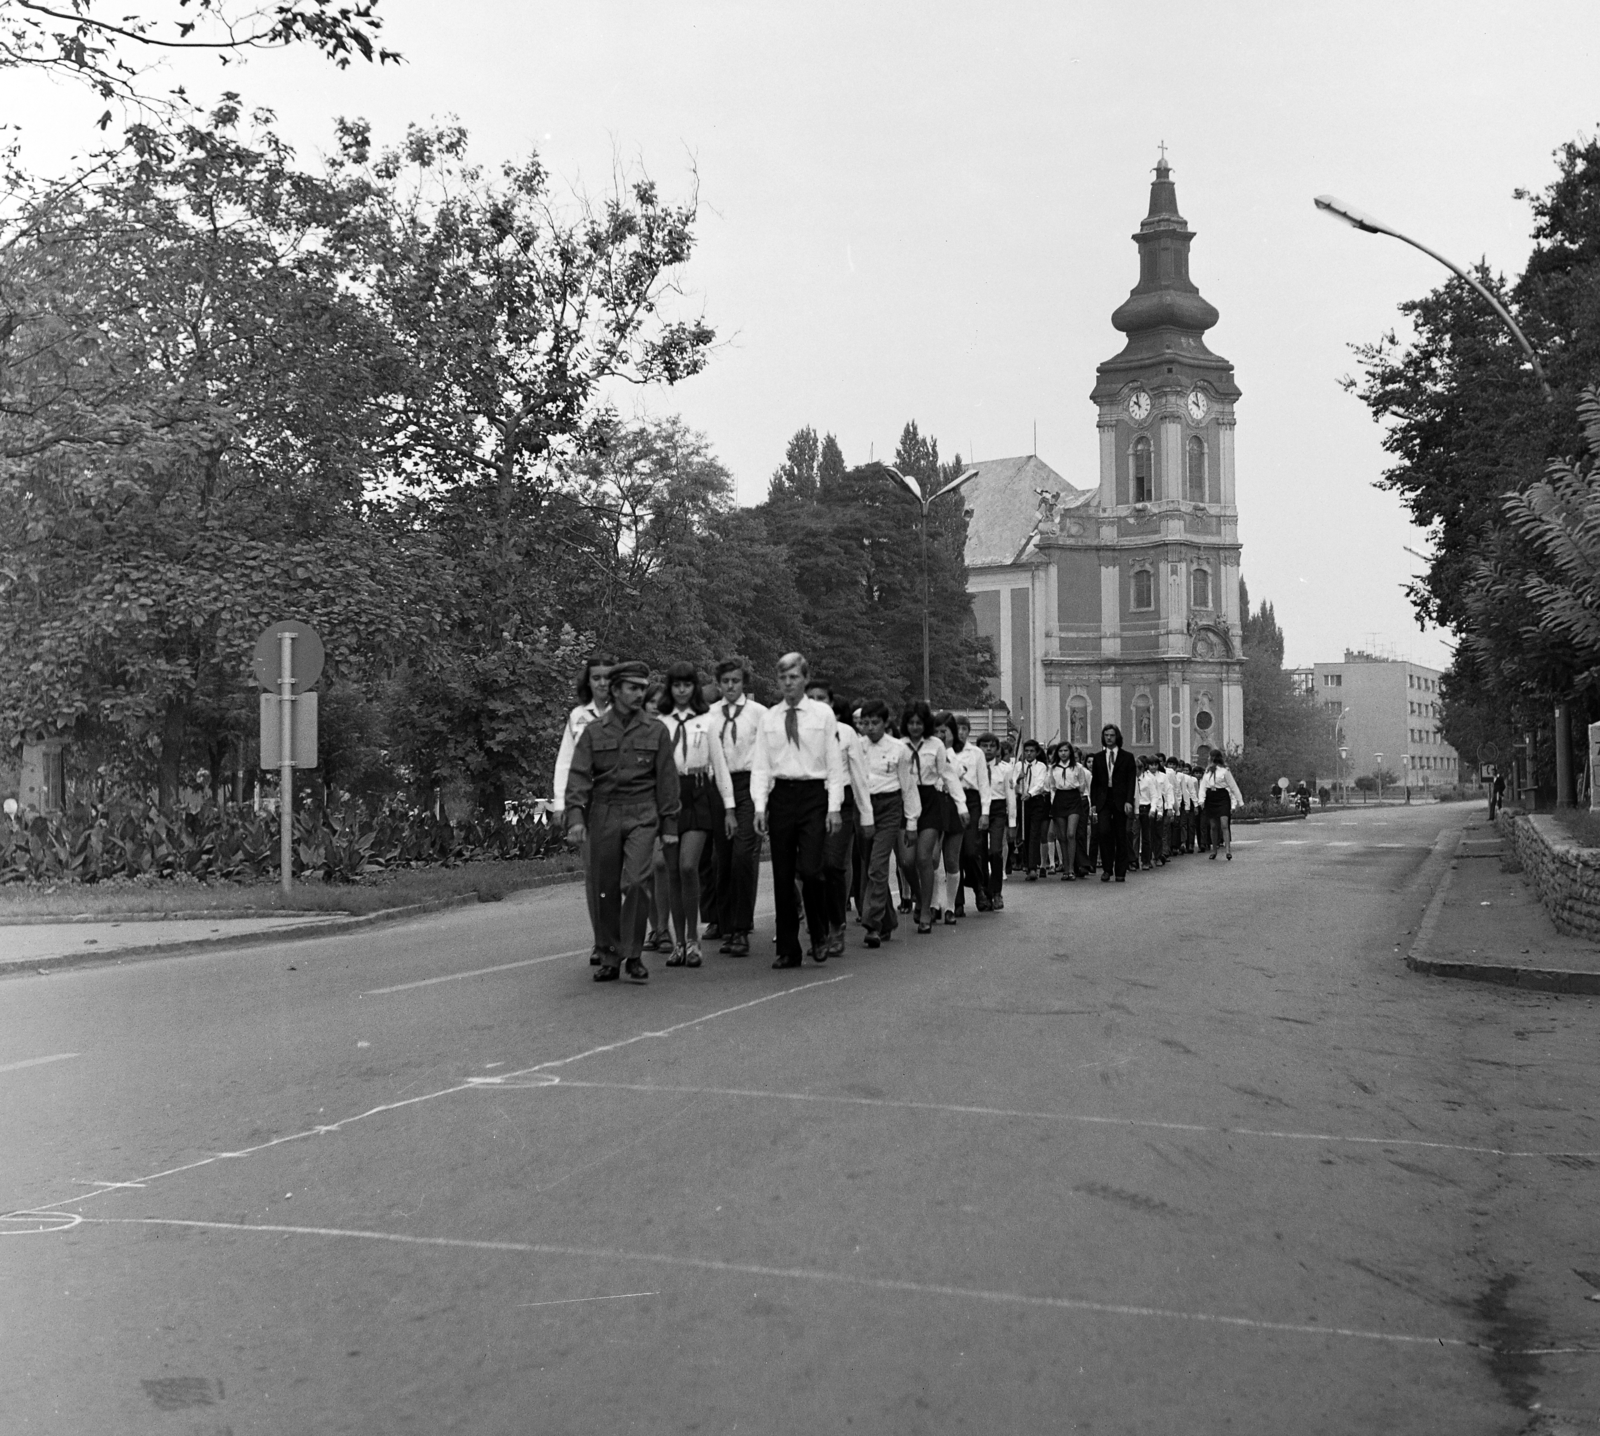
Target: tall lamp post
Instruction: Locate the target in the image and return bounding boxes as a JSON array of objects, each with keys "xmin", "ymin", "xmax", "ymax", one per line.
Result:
[
  {"xmin": 1374, "ymin": 753, "xmax": 1384, "ymax": 803},
  {"xmin": 1314, "ymin": 193, "xmax": 1572, "ymax": 806},
  {"xmin": 1338, "ymin": 744, "xmax": 1348, "ymax": 805},
  {"xmin": 881, "ymin": 464, "xmax": 981, "ymax": 702}
]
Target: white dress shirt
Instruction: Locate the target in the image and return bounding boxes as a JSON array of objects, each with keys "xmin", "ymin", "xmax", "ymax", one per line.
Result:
[
  {"xmin": 987, "ymin": 757, "xmax": 1019, "ymax": 827},
  {"xmin": 662, "ymin": 708, "xmax": 736, "ymax": 808},
  {"xmin": 905, "ymin": 736, "xmax": 966, "ymax": 806},
  {"xmin": 861, "ymin": 734, "xmax": 923, "ymax": 825},
  {"xmin": 1199, "ymin": 767, "xmax": 1245, "ymax": 809},
  {"xmin": 1137, "ymin": 770, "xmax": 1163, "ymax": 810},
  {"xmin": 551, "ymin": 701, "xmax": 606, "ymax": 815},
  {"xmin": 1017, "ymin": 757, "xmax": 1052, "ymax": 800},
  {"xmin": 949, "ymin": 742, "xmax": 994, "ymax": 806},
  {"xmin": 750, "ymin": 696, "xmax": 846, "ymax": 815},
  {"xmin": 713, "ymin": 696, "xmax": 768, "ymax": 773},
  {"xmin": 836, "ymin": 724, "xmax": 874, "ymax": 815}
]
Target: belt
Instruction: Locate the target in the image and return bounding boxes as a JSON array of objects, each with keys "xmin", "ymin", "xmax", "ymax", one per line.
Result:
[{"xmin": 773, "ymin": 776, "xmax": 825, "ymax": 784}]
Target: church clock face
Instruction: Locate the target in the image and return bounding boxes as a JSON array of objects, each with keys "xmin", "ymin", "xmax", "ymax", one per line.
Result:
[
  {"xmin": 1127, "ymin": 390, "xmax": 1151, "ymax": 423},
  {"xmin": 1187, "ymin": 389, "xmax": 1209, "ymax": 422}
]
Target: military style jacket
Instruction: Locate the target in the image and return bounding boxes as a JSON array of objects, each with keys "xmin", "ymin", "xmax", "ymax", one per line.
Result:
[{"xmin": 564, "ymin": 707, "xmax": 682, "ymax": 837}]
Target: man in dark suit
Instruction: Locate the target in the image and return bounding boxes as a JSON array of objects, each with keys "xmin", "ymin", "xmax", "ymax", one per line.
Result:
[{"xmin": 1088, "ymin": 722, "xmax": 1138, "ymax": 882}]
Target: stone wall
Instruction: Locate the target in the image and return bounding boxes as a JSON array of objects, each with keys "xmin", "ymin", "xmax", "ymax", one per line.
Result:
[{"xmin": 1496, "ymin": 809, "xmax": 1600, "ymax": 940}]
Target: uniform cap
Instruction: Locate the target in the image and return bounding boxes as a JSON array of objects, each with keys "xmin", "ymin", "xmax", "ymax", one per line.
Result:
[{"xmin": 609, "ymin": 660, "xmax": 650, "ymax": 684}]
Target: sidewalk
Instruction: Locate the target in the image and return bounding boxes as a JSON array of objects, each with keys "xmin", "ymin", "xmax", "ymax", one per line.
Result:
[{"xmin": 1408, "ymin": 815, "xmax": 1600, "ymax": 993}]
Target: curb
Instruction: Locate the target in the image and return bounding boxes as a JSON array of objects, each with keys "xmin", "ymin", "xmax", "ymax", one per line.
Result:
[
  {"xmin": 1404, "ymin": 828, "xmax": 1600, "ymax": 995},
  {"xmin": 0, "ymin": 868, "xmax": 586, "ymax": 978}
]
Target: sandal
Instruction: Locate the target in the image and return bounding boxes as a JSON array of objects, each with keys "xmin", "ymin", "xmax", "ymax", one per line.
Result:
[
  {"xmin": 916, "ymin": 921, "xmax": 933, "ymax": 934},
  {"xmin": 684, "ymin": 944, "xmax": 702, "ymax": 968},
  {"xmin": 943, "ymin": 911, "xmax": 957, "ymax": 926},
  {"xmin": 664, "ymin": 945, "xmax": 687, "ymax": 967},
  {"xmin": 593, "ymin": 964, "xmax": 620, "ymax": 982},
  {"xmin": 623, "ymin": 956, "xmax": 649, "ymax": 981}
]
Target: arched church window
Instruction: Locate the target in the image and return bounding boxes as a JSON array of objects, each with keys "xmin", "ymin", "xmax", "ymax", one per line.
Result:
[
  {"xmin": 1131, "ymin": 567, "xmax": 1154, "ymax": 610},
  {"xmin": 1132, "ymin": 436, "xmax": 1153, "ymax": 503},
  {"xmin": 1187, "ymin": 436, "xmax": 1206, "ymax": 502},
  {"xmin": 1068, "ymin": 696, "xmax": 1089, "ymax": 745},
  {"xmin": 1191, "ymin": 567, "xmax": 1211, "ymax": 609},
  {"xmin": 1133, "ymin": 695, "xmax": 1153, "ymax": 746}
]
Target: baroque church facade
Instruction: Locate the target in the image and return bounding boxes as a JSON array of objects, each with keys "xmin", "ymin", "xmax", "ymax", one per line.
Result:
[{"xmin": 965, "ymin": 158, "xmax": 1244, "ymax": 760}]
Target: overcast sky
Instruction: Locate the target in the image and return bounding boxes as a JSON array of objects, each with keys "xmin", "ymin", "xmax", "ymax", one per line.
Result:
[{"xmin": 15, "ymin": 1, "xmax": 1600, "ymax": 668}]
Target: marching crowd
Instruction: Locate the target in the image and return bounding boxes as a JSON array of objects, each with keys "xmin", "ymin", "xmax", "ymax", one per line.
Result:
[{"xmin": 556, "ymin": 652, "xmax": 1245, "ymax": 983}]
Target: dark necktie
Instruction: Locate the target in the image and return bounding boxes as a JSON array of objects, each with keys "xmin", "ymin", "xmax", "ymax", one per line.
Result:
[
  {"xmin": 721, "ymin": 703, "xmax": 739, "ymax": 746},
  {"xmin": 785, "ymin": 702, "xmax": 800, "ymax": 747},
  {"xmin": 675, "ymin": 715, "xmax": 689, "ymax": 758}
]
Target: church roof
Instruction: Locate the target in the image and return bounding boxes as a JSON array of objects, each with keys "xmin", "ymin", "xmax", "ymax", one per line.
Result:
[{"xmin": 962, "ymin": 455, "xmax": 1091, "ymax": 569}]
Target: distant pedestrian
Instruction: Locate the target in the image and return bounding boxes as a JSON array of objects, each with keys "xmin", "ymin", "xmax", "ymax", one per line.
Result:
[
  {"xmin": 1489, "ymin": 769, "xmax": 1507, "ymax": 820},
  {"xmin": 564, "ymin": 660, "xmax": 681, "ymax": 983}
]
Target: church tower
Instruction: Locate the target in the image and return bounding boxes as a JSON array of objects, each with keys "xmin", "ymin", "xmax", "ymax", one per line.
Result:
[{"xmin": 963, "ymin": 155, "xmax": 1245, "ymax": 759}]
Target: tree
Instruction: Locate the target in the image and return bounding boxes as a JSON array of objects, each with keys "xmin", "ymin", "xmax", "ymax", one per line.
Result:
[
  {"xmin": 1, "ymin": 0, "xmax": 397, "ymax": 123},
  {"xmin": 1231, "ymin": 578, "xmax": 1339, "ymax": 799},
  {"xmin": 0, "ymin": 104, "xmax": 427, "ymax": 808},
  {"xmin": 768, "ymin": 425, "xmax": 819, "ymax": 503}
]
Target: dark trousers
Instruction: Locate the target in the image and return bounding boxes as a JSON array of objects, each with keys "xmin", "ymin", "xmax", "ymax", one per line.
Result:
[
  {"xmin": 824, "ymin": 796, "xmax": 857, "ymax": 932},
  {"xmin": 862, "ymin": 791, "xmax": 903, "ymax": 935},
  {"xmin": 699, "ymin": 837, "xmax": 718, "ymax": 924},
  {"xmin": 769, "ymin": 779, "xmax": 828, "ymax": 960},
  {"xmin": 1023, "ymin": 794, "xmax": 1052, "ymax": 872},
  {"xmin": 714, "ymin": 771, "xmax": 759, "ymax": 934},
  {"xmin": 1097, "ymin": 804, "xmax": 1130, "ymax": 878},
  {"xmin": 959, "ymin": 790, "xmax": 989, "ymax": 908},
  {"xmin": 589, "ymin": 799, "xmax": 658, "ymax": 962},
  {"xmin": 985, "ymin": 800, "xmax": 1008, "ymax": 898}
]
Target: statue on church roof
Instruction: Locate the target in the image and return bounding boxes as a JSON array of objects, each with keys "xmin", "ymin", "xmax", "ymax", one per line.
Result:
[{"xmin": 1033, "ymin": 487, "xmax": 1062, "ymax": 535}]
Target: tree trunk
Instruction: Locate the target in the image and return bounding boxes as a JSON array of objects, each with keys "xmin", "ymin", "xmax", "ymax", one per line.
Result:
[{"xmin": 157, "ymin": 703, "xmax": 187, "ymax": 812}]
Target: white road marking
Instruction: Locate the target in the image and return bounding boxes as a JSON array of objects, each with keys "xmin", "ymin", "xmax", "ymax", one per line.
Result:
[
  {"xmin": 12, "ymin": 977, "xmax": 852, "ymax": 1221},
  {"xmin": 74, "ymin": 1215, "xmax": 1477, "ymax": 1350},
  {"xmin": 516, "ymin": 1291, "xmax": 658, "ymax": 1308},
  {"xmin": 362, "ymin": 950, "xmax": 589, "ymax": 996},
  {"xmin": 533, "ymin": 1078, "xmax": 1599, "ymax": 1161},
  {"xmin": 0, "ymin": 1052, "xmax": 78, "ymax": 1075}
]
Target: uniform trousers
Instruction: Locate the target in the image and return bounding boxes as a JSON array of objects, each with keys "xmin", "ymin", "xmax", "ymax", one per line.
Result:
[
  {"xmin": 1097, "ymin": 804, "xmax": 1131, "ymax": 878},
  {"xmin": 713, "ymin": 771, "xmax": 760, "ymax": 935},
  {"xmin": 861, "ymin": 791, "xmax": 904, "ymax": 936},
  {"xmin": 768, "ymin": 778, "xmax": 829, "ymax": 961},
  {"xmin": 823, "ymin": 794, "xmax": 858, "ymax": 932},
  {"xmin": 985, "ymin": 799, "xmax": 1009, "ymax": 899},
  {"xmin": 960, "ymin": 790, "xmax": 989, "ymax": 907},
  {"xmin": 587, "ymin": 798, "xmax": 659, "ymax": 963}
]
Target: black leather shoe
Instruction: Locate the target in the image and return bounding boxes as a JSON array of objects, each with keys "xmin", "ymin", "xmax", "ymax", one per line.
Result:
[
  {"xmin": 593, "ymin": 965, "xmax": 620, "ymax": 982},
  {"xmin": 702, "ymin": 924, "xmax": 722, "ymax": 941},
  {"xmin": 1101, "ymin": 873, "xmax": 1111, "ymax": 883},
  {"xmin": 810, "ymin": 944, "xmax": 828, "ymax": 964},
  {"xmin": 772, "ymin": 955, "xmax": 802, "ymax": 969},
  {"xmin": 916, "ymin": 922, "xmax": 933, "ymax": 934},
  {"xmin": 623, "ymin": 957, "xmax": 649, "ymax": 981},
  {"xmin": 730, "ymin": 933, "xmax": 750, "ymax": 957},
  {"xmin": 864, "ymin": 932, "xmax": 881, "ymax": 949},
  {"xmin": 589, "ymin": 947, "xmax": 604, "ymax": 966}
]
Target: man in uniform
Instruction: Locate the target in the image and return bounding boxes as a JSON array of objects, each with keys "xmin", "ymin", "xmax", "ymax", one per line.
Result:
[{"xmin": 564, "ymin": 660, "xmax": 681, "ymax": 983}]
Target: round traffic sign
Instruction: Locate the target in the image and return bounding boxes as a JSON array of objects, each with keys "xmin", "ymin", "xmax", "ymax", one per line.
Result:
[
  {"xmin": 252, "ymin": 621, "xmax": 325, "ymax": 692},
  {"xmin": 1478, "ymin": 741, "xmax": 1499, "ymax": 765}
]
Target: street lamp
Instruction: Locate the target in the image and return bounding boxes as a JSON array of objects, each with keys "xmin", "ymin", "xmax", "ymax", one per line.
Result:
[
  {"xmin": 1338, "ymin": 744, "xmax": 1348, "ymax": 804},
  {"xmin": 1374, "ymin": 754, "xmax": 1384, "ymax": 803},
  {"xmin": 1315, "ymin": 193, "xmax": 1574, "ymax": 806},
  {"xmin": 881, "ymin": 464, "xmax": 981, "ymax": 702},
  {"xmin": 1313, "ymin": 195, "xmax": 1552, "ymax": 400}
]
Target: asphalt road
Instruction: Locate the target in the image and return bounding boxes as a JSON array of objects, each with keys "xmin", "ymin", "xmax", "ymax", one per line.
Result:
[{"xmin": 4, "ymin": 804, "xmax": 1597, "ymax": 1434}]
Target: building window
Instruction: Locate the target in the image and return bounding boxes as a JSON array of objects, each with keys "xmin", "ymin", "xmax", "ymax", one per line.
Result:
[
  {"xmin": 1132, "ymin": 436, "xmax": 1153, "ymax": 503},
  {"xmin": 1131, "ymin": 567, "xmax": 1154, "ymax": 610},
  {"xmin": 1323, "ymin": 673, "xmax": 1341, "ymax": 687},
  {"xmin": 1068, "ymin": 697, "xmax": 1089, "ymax": 745},
  {"xmin": 1187, "ymin": 435, "xmax": 1206, "ymax": 502},
  {"xmin": 1134, "ymin": 695, "xmax": 1153, "ymax": 745},
  {"xmin": 1325, "ymin": 700, "xmax": 1342, "ymax": 714},
  {"xmin": 1191, "ymin": 567, "xmax": 1211, "ymax": 609}
]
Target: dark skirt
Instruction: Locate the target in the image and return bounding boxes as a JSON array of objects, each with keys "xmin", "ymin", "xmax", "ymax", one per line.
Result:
[
  {"xmin": 677, "ymin": 773, "xmax": 725, "ymax": 833},
  {"xmin": 916, "ymin": 784, "xmax": 945, "ymax": 833},
  {"xmin": 1052, "ymin": 788, "xmax": 1086, "ymax": 819},
  {"xmin": 942, "ymin": 792, "xmax": 967, "ymax": 836},
  {"xmin": 1202, "ymin": 788, "xmax": 1232, "ymax": 816}
]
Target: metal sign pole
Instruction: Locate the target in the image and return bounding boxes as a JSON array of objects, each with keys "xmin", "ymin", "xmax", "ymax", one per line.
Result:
[{"xmin": 279, "ymin": 630, "xmax": 295, "ymax": 895}]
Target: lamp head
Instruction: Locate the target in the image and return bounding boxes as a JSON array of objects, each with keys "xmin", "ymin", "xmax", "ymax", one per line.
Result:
[
  {"xmin": 1314, "ymin": 194, "xmax": 1385, "ymax": 235},
  {"xmin": 880, "ymin": 463, "xmax": 923, "ymax": 503}
]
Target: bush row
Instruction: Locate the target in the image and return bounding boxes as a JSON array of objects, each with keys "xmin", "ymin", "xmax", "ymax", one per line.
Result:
[{"xmin": 0, "ymin": 798, "xmax": 567, "ymax": 885}]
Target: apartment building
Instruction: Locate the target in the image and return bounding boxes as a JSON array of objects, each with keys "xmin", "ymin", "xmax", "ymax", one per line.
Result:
[{"xmin": 1312, "ymin": 651, "xmax": 1459, "ymax": 790}]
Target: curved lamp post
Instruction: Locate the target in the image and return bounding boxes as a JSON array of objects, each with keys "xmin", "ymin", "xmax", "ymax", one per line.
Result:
[
  {"xmin": 881, "ymin": 464, "xmax": 981, "ymax": 702},
  {"xmin": 1315, "ymin": 194, "xmax": 1573, "ymax": 804}
]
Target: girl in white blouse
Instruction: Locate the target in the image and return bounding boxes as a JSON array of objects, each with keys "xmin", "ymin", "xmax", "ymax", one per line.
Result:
[
  {"xmin": 657, "ymin": 662, "xmax": 735, "ymax": 964},
  {"xmin": 900, "ymin": 701, "xmax": 966, "ymax": 933},
  {"xmin": 1052, "ymin": 743, "xmax": 1092, "ymax": 880},
  {"xmin": 1198, "ymin": 750, "xmax": 1245, "ymax": 860}
]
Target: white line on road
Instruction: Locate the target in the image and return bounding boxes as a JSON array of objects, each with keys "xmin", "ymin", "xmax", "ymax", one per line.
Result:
[
  {"xmin": 516, "ymin": 1291, "xmax": 658, "ymax": 1308},
  {"xmin": 362, "ymin": 950, "xmax": 589, "ymax": 996},
  {"xmin": 73, "ymin": 1214, "xmax": 1479, "ymax": 1350},
  {"xmin": 0, "ymin": 1052, "xmax": 78, "ymax": 1075},
  {"xmin": 10, "ymin": 977, "xmax": 851, "ymax": 1221},
  {"xmin": 532, "ymin": 1077, "xmax": 1599, "ymax": 1161}
]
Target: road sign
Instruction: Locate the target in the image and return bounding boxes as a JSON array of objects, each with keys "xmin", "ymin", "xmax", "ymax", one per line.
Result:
[
  {"xmin": 260, "ymin": 692, "xmax": 318, "ymax": 768},
  {"xmin": 252, "ymin": 621, "xmax": 325, "ymax": 692}
]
